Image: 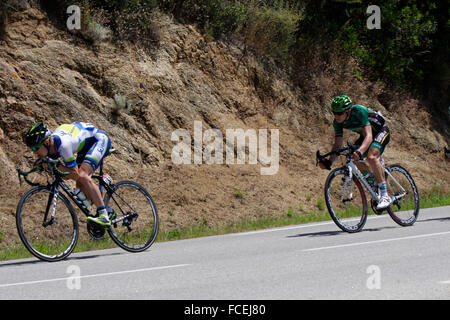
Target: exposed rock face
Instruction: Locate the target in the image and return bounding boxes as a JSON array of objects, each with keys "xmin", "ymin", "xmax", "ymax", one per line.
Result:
[{"xmin": 0, "ymin": 7, "xmax": 448, "ymax": 247}]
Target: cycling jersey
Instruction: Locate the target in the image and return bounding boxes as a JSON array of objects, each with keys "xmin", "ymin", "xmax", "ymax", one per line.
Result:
[
  {"xmin": 333, "ymin": 105, "xmax": 390, "ymax": 154},
  {"xmin": 51, "ymin": 122, "xmax": 111, "ymax": 171},
  {"xmin": 333, "ymin": 105, "xmax": 386, "ymax": 137}
]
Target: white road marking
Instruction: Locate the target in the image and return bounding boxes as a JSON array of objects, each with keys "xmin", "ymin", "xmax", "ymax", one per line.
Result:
[
  {"xmin": 0, "ymin": 264, "xmax": 190, "ymax": 288},
  {"xmin": 303, "ymin": 231, "xmax": 450, "ymax": 252},
  {"xmin": 229, "ymin": 215, "xmax": 387, "ymax": 236}
]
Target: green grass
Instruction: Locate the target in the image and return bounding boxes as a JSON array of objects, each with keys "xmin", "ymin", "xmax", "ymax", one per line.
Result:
[
  {"xmin": 1, "ymin": 192, "xmax": 449, "ymax": 261},
  {"xmin": 157, "ymin": 209, "xmax": 330, "ymax": 242}
]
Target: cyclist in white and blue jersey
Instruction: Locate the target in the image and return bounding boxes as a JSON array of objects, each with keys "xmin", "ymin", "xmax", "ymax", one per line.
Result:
[{"xmin": 24, "ymin": 122, "xmax": 113, "ymax": 227}]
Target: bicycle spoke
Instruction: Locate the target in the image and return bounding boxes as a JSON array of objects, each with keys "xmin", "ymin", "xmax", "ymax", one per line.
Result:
[
  {"xmin": 16, "ymin": 187, "xmax": 78, "ymax": 261},
  {"xmin": 105, "ymin": 180, "xmax": 158, "ymax": 252},
  {"xmin": 385, "ymin": 165, "xmax": 420, "ymax": 226},
  {"xmin": 325, "ymin": 168, "xmax": 368, "ymax": 232}
]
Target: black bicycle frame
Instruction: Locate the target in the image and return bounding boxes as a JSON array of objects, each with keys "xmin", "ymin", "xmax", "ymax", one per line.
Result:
[
  {"xmin": 41, "ymin": 162, "xmax": 111, "ymax": 226},
  {"xmin": 32, "ymin": 156, "xmax": 135, "ymax": 228},
  {"xmin": 41, "ymin": 175, "xmax": 90, "ymax": 228}
]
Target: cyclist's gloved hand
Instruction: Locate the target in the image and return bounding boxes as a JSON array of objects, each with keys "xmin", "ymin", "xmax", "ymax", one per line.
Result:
[
  {"xmin": 32, "ymin": 158, "xmax": 45, "ymax": 172},
  {"xmin": 316, "ymin": 150, "xmax": 332, "ymax": 170},
  {"xmin": 352, "ymin": 150, "xmax": 363, "ymax": 161},
  {"xmin": 318, "ymin": 158, "xmax": 332, "ymax": 170}
]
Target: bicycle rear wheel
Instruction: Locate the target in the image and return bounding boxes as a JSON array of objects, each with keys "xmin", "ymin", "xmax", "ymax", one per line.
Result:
[
  {"xmin": 104, "ymin": 180, "xmax": 158, "ymax": 252},
  {"xmin": 324, "ymin": 167, "xmax": 368, "ymax": 233},
  {"xmin": 16, "ymin": 186, "xmax": 79, "ymax": 262},
  {"xmin": 385, "ymin": 164, "xmax": 420, "ymax": 226}
]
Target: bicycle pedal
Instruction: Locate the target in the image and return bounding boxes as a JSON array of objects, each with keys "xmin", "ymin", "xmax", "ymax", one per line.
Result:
[
  {"xmin": 371, "ymin": 199, "xmax": 386, "ymax": 215},
  {"xmin": 87, "ymin": 220, "xmax": 106, "ymax": 240}
]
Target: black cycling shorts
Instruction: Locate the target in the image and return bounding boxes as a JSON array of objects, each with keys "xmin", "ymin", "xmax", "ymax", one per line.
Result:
[{"xmin": 354, "ymin": 126, "xmax": 390, "ymax": 155}]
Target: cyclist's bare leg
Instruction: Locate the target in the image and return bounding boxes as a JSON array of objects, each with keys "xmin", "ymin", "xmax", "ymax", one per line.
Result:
[
  {"xmin": 76, "ymin": 163, "xmax": 104, "ymax": 208},
  {"xmin": 354, "ymin": 161, "xmax": 371, "ymax": 174},
  {"xmin": 366, "ymin": 147, "xmax": 385, "ymax": 184}
]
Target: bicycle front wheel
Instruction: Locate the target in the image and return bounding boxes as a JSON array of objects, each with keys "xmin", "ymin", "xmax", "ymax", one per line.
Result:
[
  {"xmin": 16, "ymin": 186, "xmax": 79, "ymax": 262},
  {"xmin": 385, "ymin": 164, "xmax": 420, "ymax": 226},
  {"xmin": 324, "ymin": 167, "xmax": 368, "ymax": 233},
  {"xmin": 105, "ymin": 180, "xmax": 158, "ymax": 252}
]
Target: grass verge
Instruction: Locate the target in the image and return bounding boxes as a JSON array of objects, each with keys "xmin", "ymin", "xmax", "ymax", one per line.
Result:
[{"xmin": 1, "ymin": 192, "xmax": 449, "ymax": 261}]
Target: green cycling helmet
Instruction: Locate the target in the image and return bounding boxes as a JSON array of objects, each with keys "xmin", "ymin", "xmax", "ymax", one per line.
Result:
[
  {"xmin": 24, "ymin": 122, "xmax": 51, "ymax": 148},
  {"xmin": 331, "ymin": 95, "xmax": 352, "ymax": 111}
]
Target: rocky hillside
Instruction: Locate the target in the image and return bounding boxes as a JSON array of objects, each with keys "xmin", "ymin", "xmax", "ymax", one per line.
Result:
[{"xmin": 0, "ymin": 7, "xmax": 448, "ymax": 247}]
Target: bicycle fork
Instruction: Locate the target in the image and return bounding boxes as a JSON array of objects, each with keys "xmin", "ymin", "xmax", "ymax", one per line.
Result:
[
  {"xmin": 43, "ymin": 185, "xmax": 59, "ymax": 227},
  {"xmin": 341, "ymin": 166, "xmax": 354, "ymax": 203}
]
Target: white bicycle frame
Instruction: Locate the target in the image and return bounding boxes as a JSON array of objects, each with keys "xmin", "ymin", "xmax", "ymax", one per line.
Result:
[{"xmin": 341, "ymin": 159, "xmax": 407, "ymax": 204}]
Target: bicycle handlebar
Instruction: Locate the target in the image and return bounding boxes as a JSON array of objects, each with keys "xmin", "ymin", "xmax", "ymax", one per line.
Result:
[
  {"xmin": 320, "ymin": 141, "xmax": 359, "ymax": 158},
  {"xmin": 17, "ymin": 157, "xmax": 70, "ymax": 187},
  {"xmin": 316, "ymin": 141, "xmax": 360, "ymax": 170}
]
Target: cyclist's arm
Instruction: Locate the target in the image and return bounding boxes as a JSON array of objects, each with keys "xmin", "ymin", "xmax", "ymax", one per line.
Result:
[
  {"xmin": 330, "ymin": 136, "xmax": 343, "ymax": 163},
  {"xmin": 356, "ymin": 125, "xmax": 373, "ymax": 156},
  {"xmin": 53, "ymin": 135, "xmax": 80, "ymax": 180},
  {"xmin": 58, "ymin": 164, "xmax": 79, "ymax": 181},
  {"xmin": 55, "ymin": 148, "xmax": 79, "ymax": 181}
]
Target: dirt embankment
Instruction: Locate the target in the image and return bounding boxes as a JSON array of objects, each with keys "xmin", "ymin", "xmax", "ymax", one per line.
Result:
[{"xmin": 0, "ymin": 8, "xmax": 448, "ymax": 247}]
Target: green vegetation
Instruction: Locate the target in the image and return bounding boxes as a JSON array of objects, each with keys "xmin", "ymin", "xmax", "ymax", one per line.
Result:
[
  {"xmin": 1, "ymin": 1, "xmax": 446, "ymax": 108},
  {"xmin": 316, "ymin": 198, "xmax": 325, "ymax": 211},
  {"xmin": 157, "ymin": 0, "xmax": 447, "ymax": 107},
  {"xmin": 334, "ymin": 1, "xmax": 443, "ymax": 97},
  {"xmin": 31, "ymin": 0, "xmax": 448, "ymax": 111},
  {"xmin": 233, "ymin": 189, "xmax": 244, "ymax": 200},
  {"xmin": 296, "ymin": 0, "xmax": 448, "ymax": 110}
]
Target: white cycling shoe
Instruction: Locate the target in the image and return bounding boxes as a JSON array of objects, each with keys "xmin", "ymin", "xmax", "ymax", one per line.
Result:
[{"xmin": 376, "ymin": 195, "xmax": 392, "ymax": 210}]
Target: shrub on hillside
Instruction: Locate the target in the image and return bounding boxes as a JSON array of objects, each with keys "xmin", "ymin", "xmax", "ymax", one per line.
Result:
[
  {"xmin": 113, "ymin": 4, "xmax": 161, "ymax": 49},
  {"xmin": 39, "ymin": 0, "xmax": 160, "ymax": 50},
  {"xmin": 296, "ymin": 0, "xmax": 447, "ymax": 107},
  {"xmin": 160, "ymin": 0, "xmax": 301, "ymax": 61},
  {"xmin": 159, "ymin": 0, "xmax": 248, "ymax": 38},
  {"xmin": 242, "ymin": 2, "xmax": 301, "ymax": 61}
]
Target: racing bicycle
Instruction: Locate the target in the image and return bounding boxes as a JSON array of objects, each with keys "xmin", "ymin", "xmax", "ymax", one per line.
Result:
[
  {"xmin": 15, "ymin": 151, "xmax": 159, "ymax": 262},
  {"xmin": 316, "ymin": 142, "xmax": 419, "ymax": 233}
]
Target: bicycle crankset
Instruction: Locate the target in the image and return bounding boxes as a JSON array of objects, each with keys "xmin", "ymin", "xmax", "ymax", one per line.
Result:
[
  {"xmin": 87, "ymin": 220, "xmax": 106, "ymax": 240},
  {"xmin": 370, "ymin": 199, "xmax": 389, "ymax": 215}
]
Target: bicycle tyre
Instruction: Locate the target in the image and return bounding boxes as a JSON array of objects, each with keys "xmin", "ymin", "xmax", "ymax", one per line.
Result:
[
  {"xmin": 16, "ymin": 186, "xmax": 79, "ymax": 262},
  {"xmin": 324, "ymin": 167, "xmax": 368, "ymax": 233},
  {"xmin": 104, "ymin": 180, "xmax": 158, "ymax": 252},
  {"xmin": 385, "ymin": 164, "xmax": 420, "ymax": 226}
]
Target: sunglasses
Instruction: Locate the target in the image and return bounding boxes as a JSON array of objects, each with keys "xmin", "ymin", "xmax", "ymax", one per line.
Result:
[
  {"xmin": 332, "ymin": 111, "xmax": 346, "ymax": 116},
  {"xmin": 31, "ymin": 141, "xmax": 46, "ymax": 152}
]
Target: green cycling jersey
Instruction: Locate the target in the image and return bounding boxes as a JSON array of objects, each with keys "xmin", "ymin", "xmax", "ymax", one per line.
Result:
[{"xmin": 333, "ymin": 104, "xmax": 386, "ymax": 137}]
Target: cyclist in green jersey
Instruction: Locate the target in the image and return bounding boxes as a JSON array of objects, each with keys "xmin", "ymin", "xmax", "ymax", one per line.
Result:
[{"xmin": 319, "ymin": 95, "xmax": 392, "ymax": 209}]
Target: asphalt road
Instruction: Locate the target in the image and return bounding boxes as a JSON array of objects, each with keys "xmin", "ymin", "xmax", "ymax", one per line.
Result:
[{"xmin": 0, "ymin": 206, "xmax": 449, "ymax": 300}]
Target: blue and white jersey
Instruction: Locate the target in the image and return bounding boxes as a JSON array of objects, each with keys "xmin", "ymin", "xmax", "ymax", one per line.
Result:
[{"xmin": 51, "ymin": 122, "xmax": 110, "ymax": 170}]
